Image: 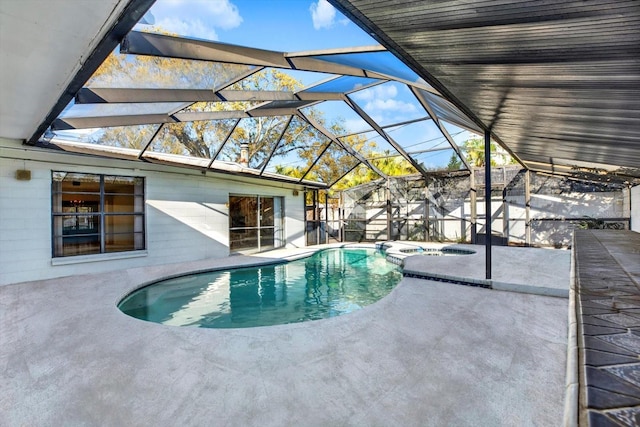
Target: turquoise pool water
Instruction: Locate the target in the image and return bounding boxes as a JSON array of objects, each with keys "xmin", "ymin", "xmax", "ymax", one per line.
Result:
[{"xmin": 118, "ymin": 248, "xmax": 401, "ymax": 329}]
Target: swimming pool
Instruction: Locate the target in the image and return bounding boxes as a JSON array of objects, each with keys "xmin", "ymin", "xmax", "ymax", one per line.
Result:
[{"xmin": 118, "ymin": 247, "xmax": 402, "ymax": 329}]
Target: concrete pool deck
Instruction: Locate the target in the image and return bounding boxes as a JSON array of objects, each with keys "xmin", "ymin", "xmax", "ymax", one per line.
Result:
[
  {"xmin": 2, "ymin": 243, "xmax": 570, "ymax": 426},
  {"xmin": 387, "ymin": 241, "xmax": 570, "ymax": 298}
]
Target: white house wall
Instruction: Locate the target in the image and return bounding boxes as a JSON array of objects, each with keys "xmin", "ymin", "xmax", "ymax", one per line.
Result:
[
  {"xmin": 504, "ymin": 189, "xmax": 628, "ymax": 246},
  {"xmin": 0, "ymin": 138, "xmax": 306, "ymax": 286},
  {"xmin": 452, "ymin": 191, "xmax": 627, "ymax": 246}
]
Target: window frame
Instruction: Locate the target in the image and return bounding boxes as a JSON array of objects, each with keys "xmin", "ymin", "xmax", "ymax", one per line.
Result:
[
  {"xmin": 51, "ymin": 171, "xmax": 146, "ymax": 258},
  {"xmin": 228, "ymin": 194, "xmax": 284, "ymax": 253}
]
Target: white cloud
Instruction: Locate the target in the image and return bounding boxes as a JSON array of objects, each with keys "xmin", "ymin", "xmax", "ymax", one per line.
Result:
[
  {"xmin": 155, "ymin": 17, "xmax": 219, "ymax": 41},
  {"xmin": 310, "ymin": 0, "xmax": 336, "ymax": 30},
  {"xmin": 350, "ymin": 84, "xmax": 417, "ymax": 125},
  {"xmin": 352, "ymin": 84, "xmax": 398, "ymax": 102},
  {"xmin": 343, "ymin": 118, "xmax": 371, "ymax": 134},
  {"xmin": 145, "ymin": 0, "xmax": 242, "ymax": 41},
  {"xmin": 204, "ymin": 0, "xmax": 243, "ymax": 29},
  {"xmin": 365, "ymin": 98, "xmax": 417, "ymax": 114}
]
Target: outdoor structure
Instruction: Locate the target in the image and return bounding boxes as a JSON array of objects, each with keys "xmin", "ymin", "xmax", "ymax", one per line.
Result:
[
  {"xmin": 1, "ymin": 1, "xmax": 640, "ymax": 426},
  {"xmin": 331, "ymin": 167, "xmax": 632, "ymax": 247},
  {"xmin": 0, "ymin": 0, "xmax": 486, "ymax": 286},
  {"xmin": 2, "ymin": 0, "xmax": 640, "ymax": 286},
  {"xmin": 330, "ymin": 1, "xmax": 640, "ymax": 177}
]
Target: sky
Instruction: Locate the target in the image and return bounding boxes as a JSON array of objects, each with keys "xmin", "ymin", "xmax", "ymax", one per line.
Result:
[
  {"xmin": 128, "ymin": 0, "xmax": 476, "ymax": 170},
  {"xmin": 138, "ymin": 0, "xmax": 377, "ymax": 51}
]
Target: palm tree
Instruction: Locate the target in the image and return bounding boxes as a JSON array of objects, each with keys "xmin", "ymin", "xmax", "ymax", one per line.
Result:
[
  {"xmin": 462, "ymin": 137, "xmax": 492, "ymax": 167},
  {"xmin": 461, "ymin": 137, "xmax": 518, "ymax": 167}
]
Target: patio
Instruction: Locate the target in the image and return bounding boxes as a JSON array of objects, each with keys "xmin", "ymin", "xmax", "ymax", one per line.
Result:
[{"xmin": 1, "ymin": 243, "xmax": 569, "ymax": 426}]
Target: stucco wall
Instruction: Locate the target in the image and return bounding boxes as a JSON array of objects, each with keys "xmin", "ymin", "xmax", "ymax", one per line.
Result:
[{"xmin": 0, "ymin": 139, "xmax": 306, "ymax": 286}]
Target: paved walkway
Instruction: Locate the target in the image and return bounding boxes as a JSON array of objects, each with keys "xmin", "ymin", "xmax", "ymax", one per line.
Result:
[
  {"xmin": 1, "ymin": 243, "xmax": 569, "ymax": 426},
  {"xmin": 573, "ymin": 230, "xmax": 640, "ymax": 426}
]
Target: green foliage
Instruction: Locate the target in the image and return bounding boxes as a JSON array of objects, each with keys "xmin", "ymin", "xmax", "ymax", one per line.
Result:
[
  {"xmin": 372, "ymin": 151, "xmax": 418, "ymax": 176},
  {"xmin": 332, "ymin": 150, "xmax": 417, "ymax": 192},
  {"xmin": 462, "ymin": 137, "xmax": 494, "ymax": 167},
  {"xmin": 89, "ymin": 52, "xmax": 347, "ymax": 178},
  {"xmin": 274, "ymin": 164, "xmax": 305, "ymax": 178},
  {"xmin": 460, "ymin": 136, "xmax": 517, "ymax": 167},
  {"xmin": 446, "ymin": 152, "xmax": 462, "ymax": 170}
]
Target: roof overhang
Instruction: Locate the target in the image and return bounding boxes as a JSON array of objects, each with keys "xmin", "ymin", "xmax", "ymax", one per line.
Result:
[{"xmin": 0, "ymin": 0, "xmax": 154, "ymax": 142}]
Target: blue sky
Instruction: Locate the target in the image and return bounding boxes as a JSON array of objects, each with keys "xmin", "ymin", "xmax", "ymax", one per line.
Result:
[
  {"xmin": 130, "ymin": 0, "xmax": 474, "ymax": 169},
  {"xmin": 139, "ymin": 0, "xmax": 377, "ymax": 51}
]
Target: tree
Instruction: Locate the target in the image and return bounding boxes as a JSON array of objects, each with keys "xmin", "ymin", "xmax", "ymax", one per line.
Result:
[
  {"xmin": 462, "ymin": 137, "xmax": 494, "ymax": 167},
  {"xmin": 80, "ymin": 33, "xmax": 443, "ymax": 189},
  {"xmin": 331, "ymin": 149, "xmax": 418, "ymax": 193},
  {"xmin": 88, "ymin": 49, "xmax": 247, "ymax": 157},
  {"xmin": 87, "ymin": 48, "xmax": 379, "ymax": 186},
  {"xmin": 446, "ymin": 152, "xmax": 462, "ymax": 170},
  {"xmin": 460, "ymin": 136, "xmax": 516, "ymax": 167},
  {"xmin": 213, "ymin": 69, "xmax": 315, "ymax": 169}
]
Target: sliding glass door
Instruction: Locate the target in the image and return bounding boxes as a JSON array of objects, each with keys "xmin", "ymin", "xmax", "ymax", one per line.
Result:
[{"xmin": 229, "ymin": 195, "xmax": 283, "ymax": 252}]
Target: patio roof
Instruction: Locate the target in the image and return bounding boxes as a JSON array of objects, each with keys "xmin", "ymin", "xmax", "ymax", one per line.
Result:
[
  {"xmin": 330, "ymin": 0, "xmax": 640, "ymax": 178},
  {"xmin": 1, "ymin": 0, "xmax": 639, "ymax": 186},
  {"xmin": 41, "ymin": 28, "xmax": 482, "ymax": 187}
]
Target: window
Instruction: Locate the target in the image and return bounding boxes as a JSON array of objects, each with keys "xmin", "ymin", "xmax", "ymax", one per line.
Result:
[
  {"xmin": 52, "ymin": 172, "xmax": 145, "ymax": 257},
  {"xmin": 229, "ymin": 195, "xmax": 283, "ymax": 252}
]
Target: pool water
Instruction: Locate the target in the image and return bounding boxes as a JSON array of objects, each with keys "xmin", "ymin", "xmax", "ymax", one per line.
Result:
[{"xmin": 118, "ymin": 248, "xmax": 402, "ymax": 329}]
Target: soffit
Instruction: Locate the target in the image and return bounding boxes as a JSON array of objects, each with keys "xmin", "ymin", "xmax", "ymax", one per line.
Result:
[{"xmin": 331, "ymin": 0, "xmax": 640, "ymax": 174}]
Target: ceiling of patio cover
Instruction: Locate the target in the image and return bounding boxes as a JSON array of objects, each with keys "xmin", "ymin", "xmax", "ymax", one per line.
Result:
[
  {"xmin": 4, "ymin": 0, "xmax": 638, "ymax": 187},
  {"xmin": 330, "ymin": 0, "xmax": 640, "ymax": 177}
]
